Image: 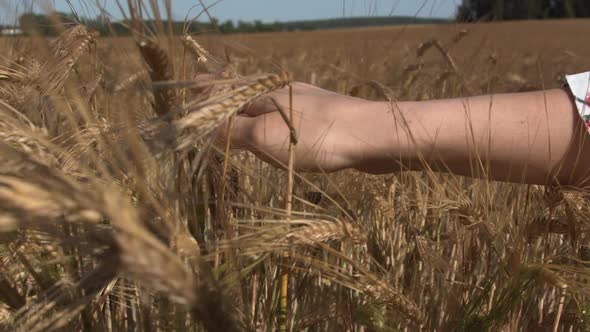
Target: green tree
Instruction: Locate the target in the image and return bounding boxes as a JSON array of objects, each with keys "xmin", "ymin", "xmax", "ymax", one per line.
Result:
[
  {"xmin": 237, "ymin": 20, "xmax": 254, "ymax": 33},
  {"xmin": 19, "ymin": 12, "xmax": 78, "ymax": 35},
  {"xmin": 19, "ymin": 13, "xmax": 52, "ymax": 35},
  {"xmin": 219, "ymin": 20, "xmax": 235, "ymax": 33},
  {"xmin": 457, "ymin": 0, "xmax": 590, "ymax": 21}
]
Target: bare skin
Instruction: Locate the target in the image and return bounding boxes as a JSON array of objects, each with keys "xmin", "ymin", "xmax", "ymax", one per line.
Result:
[{"xmin": 219, "ymin": 82, "xmax": 590, "ymax": 187}]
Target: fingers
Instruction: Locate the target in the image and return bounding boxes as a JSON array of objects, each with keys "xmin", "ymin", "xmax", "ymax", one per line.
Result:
[
  {"xmin": 215, "ymin": 116, "xmax": 257, "ymax": 149},
  {"xmin": 240, "ymin": 81, "xmax": 319, "ymax": 117},
  {"xmin": 216, "ymin": 113, "xmax": 292, "ymax": 170},
  {"xmin": 241, "ymin": 87, "xmax": 291, "ymax": 117}
]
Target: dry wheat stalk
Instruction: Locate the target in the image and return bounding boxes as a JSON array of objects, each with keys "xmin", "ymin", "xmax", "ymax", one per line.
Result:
[
  {"xmin": 279, "ymin": 83, "xmax": 296, "ymax": 332},
  {"xmin": 449, "ymin": 29, "xmax": 469, "ymax": 45},
  {"xmin": 138, "ymin": 39, "xmax": 177, "ymax": 117},
  {"xmin": 82, "ymin": 69, "xmax": 104, "ymax": 103},
  {"xmin": 174, "ymin": 72, "xmax": 290, "ymax": 151},
  {"xmin": 294, "ymin": 303, "xmax": 339, "ymax": 330},
  {"xmin": 289, "ymin": 252, "xmax": 423, "ymax": 324},
  {"xmin": 0, "ymin": 145, "xmax": 103, "ymax": 232},
  {"xmin": 0, "ymin": 67, "xmax": 27, "ymax": 84},
  {"xmin": 12, "ymin": 264, "xmax": 117, "ymax": 332},
  {"xmin": 0, "ymin": 105, "xmax": 60, "ymax": 168},
  {"xmin": 12, "ymin": 55, "xmax": 43, "ymax": 85},
  {"xmin": 0, "ymin": 136, "xmax": 196, "ymax": 317},
  {"xmin": 283, "ymin": 219, "xmax": 366, "ymax": 246},
  {"xmin": 113, "ymin": 229, "xmax": 196, "ymax": 305},
  {"xmin": 415, "ymin": 235, "xmax": 451, "ymax": 272},
  {"xmin": 0, "ymin": 149, "xmax": 117, "ymax": 331},
  {"xmin": 182, "ymin": 35, "xmax": 225, "ymax": 74},
  {"xmin": 0, "ymin": 155, "xmax": 200, "ymax": 330},
  {"xmin": 0, "ymin": 130, "xmax": 57, "ymax": 167},
  {"xmin": 215, "ymin": 219, "xmax": 365, "ymax": 258},
  {"xmin": 74, "ymin": 72, "xmax": 288, "ymax": 158},
  {"xmin": 41, "ymin": 25, "xmax": 95, "ymax": 95},
  {"xmin": 362, "ymin": 277, "xmax": 423, "ymax": 324},
  {"xmin": 111, "ymin": 70, "xmax": 150, "ymax": 93}
]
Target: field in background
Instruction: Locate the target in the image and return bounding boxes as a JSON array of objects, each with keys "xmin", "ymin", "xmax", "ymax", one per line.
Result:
[
  {"xmin": 1, "ymin": 18, "xmax": 590, "ymax": 331},
  {"xmin": 207, "ymin": 19, "xmax": 590, "ymax": 96}
]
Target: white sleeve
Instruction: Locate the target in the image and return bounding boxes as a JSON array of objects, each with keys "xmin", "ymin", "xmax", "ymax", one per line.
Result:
[{"xmin": 565, "ymin": 72, "xmax": 590, "ymax": 128}]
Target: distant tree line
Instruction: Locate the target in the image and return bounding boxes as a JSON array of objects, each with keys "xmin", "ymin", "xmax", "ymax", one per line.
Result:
[
  {"xmin": 9, "ymin": 1, "xmax": 590, "ymax": 37},
  {"xmin": 17, "ymin": 13, "xmax": 216, "ymax": 36},
  {"xmin": 218, "ymin": 16, "xmax": 448, "ymax": 33},
  {"xmin": 12, "ymin": 13, "xmax": 448, "ymax": 36},
  {"xmin": 458, "ymin": 0, "xmax": 590, "ymax": 21}
]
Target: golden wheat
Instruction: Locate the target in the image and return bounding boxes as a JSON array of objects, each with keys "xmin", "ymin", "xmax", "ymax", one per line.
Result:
[{"xmin": 0, "ymin": 12, "xmax": 588, "ymax": 332}]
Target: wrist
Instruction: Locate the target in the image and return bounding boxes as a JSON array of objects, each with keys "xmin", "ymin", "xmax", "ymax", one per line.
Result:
[
  {"xmin": 345, "ymin": 100, "xmax": 429, "ymax": 174},
  {"xmin": 343, "ymin": 100, "xmax": 401, "ymax": 173}
]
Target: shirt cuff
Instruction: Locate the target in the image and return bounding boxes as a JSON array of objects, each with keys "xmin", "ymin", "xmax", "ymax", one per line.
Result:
[{"xmin": 565, "ymin": 72, "xmax": 590, "ymax": 128}]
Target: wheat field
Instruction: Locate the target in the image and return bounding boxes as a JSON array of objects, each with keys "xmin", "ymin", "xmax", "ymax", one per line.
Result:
[{"xmin": 1, "ymin": 8, "xmax": 590, "ymax": 332}]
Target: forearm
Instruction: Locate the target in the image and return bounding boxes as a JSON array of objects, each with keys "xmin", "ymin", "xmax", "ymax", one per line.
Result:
[{"xmin": 353, "ymin": 89, "xmax": 590, "ymax": 186}]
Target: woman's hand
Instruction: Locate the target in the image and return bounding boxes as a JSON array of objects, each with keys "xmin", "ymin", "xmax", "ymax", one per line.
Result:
[{"xmin": 217, "ymin": 82, "xmax": 392, "ymax": 173}]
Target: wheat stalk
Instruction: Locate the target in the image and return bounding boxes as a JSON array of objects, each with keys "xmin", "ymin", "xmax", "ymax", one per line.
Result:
[
  {"xmin": 138, "ymin": 39, "xmax": 177, "ymax": 116},
  {"xmin": 41, "ymin": 25, "xmax": 95, "ymax": 95},
  {"xmin": 213, "ymin": 219, "xmax": 366, "ymax": 258},
  {"xmin": 182, "ymin": 35, "xmax": 225, "ymax": 74},
  {"xmin": 278, "ymin": 83, "xmax": 296, "ymax": 332},
  {"xmin": 173, "ymin": 72, "xmax": 290, "ymax": 151}
]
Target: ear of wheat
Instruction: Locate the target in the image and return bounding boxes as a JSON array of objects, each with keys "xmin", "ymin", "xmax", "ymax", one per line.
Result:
[
  {"xmin": 41, "ymin": 25, "xmax": 95, "ymax": 95},
  {"xmin": 139, "ymin": 39, "xmax": 178, "ymax": 117},
  {"xmin": 174, "ymin": 72, "xmax": 291, "ymax": 151}
]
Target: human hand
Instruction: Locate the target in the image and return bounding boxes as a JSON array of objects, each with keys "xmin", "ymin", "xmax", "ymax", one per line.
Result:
[{"xmin": 217, "ymin": 82, "xmax": 390, "ymax": 173}]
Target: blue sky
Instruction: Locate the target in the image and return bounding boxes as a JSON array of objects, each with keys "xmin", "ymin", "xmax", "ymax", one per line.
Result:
[{"xmin": 1, "ymin": 1, "xmax": 459, "ymax": 24}]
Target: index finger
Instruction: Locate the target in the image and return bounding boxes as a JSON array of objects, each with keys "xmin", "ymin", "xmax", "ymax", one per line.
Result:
[{"xmin": 241, "ymin": 87, "xmax": 291, "ymax": 117}]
